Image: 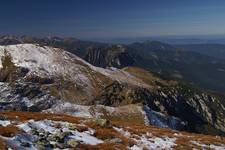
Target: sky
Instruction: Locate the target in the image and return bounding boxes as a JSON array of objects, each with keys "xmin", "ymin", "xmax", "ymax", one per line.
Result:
[{"xmin": 1, "ymin": 0, "xmax": 225, "ymax": 40}]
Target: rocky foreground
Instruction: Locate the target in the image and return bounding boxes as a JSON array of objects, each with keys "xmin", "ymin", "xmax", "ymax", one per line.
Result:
[{"xmin": 0, "ymin": 112, "xmax": 224, "ymax": 150}]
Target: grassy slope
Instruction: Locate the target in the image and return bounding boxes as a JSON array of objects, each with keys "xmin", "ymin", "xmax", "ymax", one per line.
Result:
[{"xmin": 0, "ymin": 112, "xmax": 224, "ymax": 150}]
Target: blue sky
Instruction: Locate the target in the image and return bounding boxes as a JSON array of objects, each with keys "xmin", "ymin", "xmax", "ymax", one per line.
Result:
[{"xmin": 1, "ymin": 0, "xmax": 225, "ymax": 40}]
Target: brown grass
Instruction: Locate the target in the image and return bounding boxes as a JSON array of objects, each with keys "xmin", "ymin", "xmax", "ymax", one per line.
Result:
[
  {"xmin": 76, "ymin": 125, "xmax": 89, "ymax": 132},
  {"xmin": 86, "ymin": 119, "xmax": 136, "ymax": 148},
  {"xmin": 0, "ymin": 111, "xmax": 224, "ymax": 149},
  {"xmin": 123, "ymin": 67, "xmax": 177, "ymax": 89},
  {"xmin": 78, "ymin": 142, "xmax": 127, "ymax": 150},
  {"xmin": 0, "ymin": 138, "xmax": 7, "ymax": 150},
  {"xmin": 174, "ymin": 136, "xmax": 201, "ymax": 150},
  {"xmin": 0, "ymin": 111, "xmax": 81, "ymax": 124},
  {"xmin": 0, "ymin": 125, "xmax": 20, "ymax": 137},
  {"xmin": 94, "ymin": 128, "xmax": 136, "ymax": 147},
  {"xmin": 112, "ymin": 120, "xmax": 225, "ymax": 149},
  {"xmin": 97, "ymin": 105, "xmax": 146, "ymax": 125},
  {"xmin": 94, "ymin": 128, "xmax": 120, "ymax": 140}
]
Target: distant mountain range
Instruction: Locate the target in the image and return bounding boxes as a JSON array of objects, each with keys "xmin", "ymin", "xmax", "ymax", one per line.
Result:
[
  {"xmin": 84, "ymin": 41, "xmax": 225, "ymax": 94},
  {"xmin": 90, "ymin": 36, "xmax": 225, "ymax": 44},
  {"xmin": 176, "ymin": 44, "xmax": 225, "ymax": 60}
]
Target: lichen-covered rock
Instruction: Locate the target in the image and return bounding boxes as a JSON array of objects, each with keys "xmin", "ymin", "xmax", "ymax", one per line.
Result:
[
  {"xmin": 84, "ymin": 45, "xmax": 135, "ymax": 69},
  {"xmin": 67, "ymin": 139, "xmax": 78, "ymax": 148},
  {"xmin": 91, "ymin": 118, "xmax": 110, "ymax": 127}
]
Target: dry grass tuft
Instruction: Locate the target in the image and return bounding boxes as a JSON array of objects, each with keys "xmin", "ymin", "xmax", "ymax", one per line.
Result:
[
  {"xmin": 0, "ymin": 125, "xmax": 20, "ymax": 137},
  {"xmin": 78, "ymin": 142, "xmax": 127, "ymax": 150},
  {"xmin": 0, "ymin": 138, "xmax": 7, "ymax": 150},
  {"xmin": 76, "ymin": 125, "xmax": 89, "ymax": 132},
  {"xmin": 123, "ymin": 67, "xmax": 177, "ymax": 89},
  {"xmin": 0, "ymin": 112, "xmax": 81, "ymax": 124}
]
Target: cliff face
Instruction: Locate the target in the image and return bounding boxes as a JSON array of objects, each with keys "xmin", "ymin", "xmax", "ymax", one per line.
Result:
[
  {"xmin": 84, "ymin": 45, "xmax": 135, "ymax": 68},
  {"xmin": 94, "ymin": 77, "xmax": 225, "ymax": 135}
]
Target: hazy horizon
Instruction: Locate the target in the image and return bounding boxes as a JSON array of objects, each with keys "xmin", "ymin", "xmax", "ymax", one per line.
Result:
[{"xmin": 1, "ymin": 0, "xmax": 225, "ymax": 40}]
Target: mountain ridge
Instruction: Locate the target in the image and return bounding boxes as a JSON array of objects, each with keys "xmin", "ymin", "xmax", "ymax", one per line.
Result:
[
  {"xmin": 176, "ymin": 43, "xmax": 225, "ymax": 60},
  {"xmin": 0, "ymin": 43, "xmax": 224, "ymax": 136}
]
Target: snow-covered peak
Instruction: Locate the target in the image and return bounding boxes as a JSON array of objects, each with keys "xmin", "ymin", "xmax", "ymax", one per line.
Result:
[
  {"xmin": 0, "ymin": 44, "xmax": 149, "ymax": 89},
  {"xmin": 0, "ymin": 44, "xmax": 85, "ymax": 78}
]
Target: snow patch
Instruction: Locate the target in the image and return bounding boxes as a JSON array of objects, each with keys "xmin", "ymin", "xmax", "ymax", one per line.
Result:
[
  {"xmin": 0, "ymin": 120, "xmax": 11, "ymax": 127},
  {"xmin": 14, "ymin": 119, "xmax": 103, "ymax": 149},
  {"xmin": 0, "ymin": 44, "xmax": 150, "ymax": 102},
  {"xmin": 113, "ymin": 127, "xmax": 131, "ymax": 137},
  {"xmin": 191, "ymin": 141, "xmax": 225, "ymax": 150},
  {"xmin": 17, "ymin": 122, "xmax": 32, "ymax": 133},
  {"xmin": 143, "ymin": 105, "xmax": 186, "ymax": 130},
  {"xmin": 114, "ymin": 127, "xmax": 177, "ymax": 150},
  {"xmin": 7, "ymin": 134, "xmax": 38, "ymax": 150},
  {"xmin": 45, "ymin": 102, "xmax": 92, "ymax": 118},
  {"xmin": 131, "ymin": 136, "xmax": 176, "ymax": 150},
  {"xmin": 68, "ymin": 131, "xmax": 103, "ymax": 145},
  {"xmin": 44, "ymin": 102, "xmax": 116, "ymax": 118}
]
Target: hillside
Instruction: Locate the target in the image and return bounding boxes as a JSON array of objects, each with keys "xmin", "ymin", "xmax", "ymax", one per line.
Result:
[
  {"xmin": 176, "ymin": 44, "xmax": 225, "ymax": 60},
  {"xmin": 84, "ymin": 41, "xmax": 225, "ymax": 93},
  {"xmin": 0, "ymin": 44, "xmax": 151, "ymax": 104},
  {"xmin": 0, "ymin": 44, "xmax": 224, "ymax": 137},
  {"xmin": 1, "ymin": 36, "xmax": 225, "ymax": 93}
]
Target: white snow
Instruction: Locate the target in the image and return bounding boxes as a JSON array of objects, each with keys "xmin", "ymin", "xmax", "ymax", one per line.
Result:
[
  {"xmin": 0, "ymin": 44, "xmax": 149, "ymax": 84},
  {"xmin": 113, "ymin": 127, "xmax": 131, "ymax": 137},
  {"xmin": 139, "ymin": 106, "xmax": 150, "ymax": 125},
  {"xmin": 1, "ymin": 114, "xmax": 224, "ymax": 149},
  {"xmin": 191, "ymin": 141, "xmax": 225, "ymax": 150},
  {"xmin": 0, "ymin": 120, "xmax": 11, "ymax": 127},
  {"xmin": 130, "ymin": 135, "xmax": 176, "ymax": 150},
  {"xmin": 142, "ymin": 105, "xmax": 185, "ymax": 129},
  {"xmin": 45, "ymin": 102, "xmax": 93, "ymax": 118},
  {"xmin": 0, "ymin": 44, "xmax": 92, "ymax": 90},
  {"xmin": 21, "ymin": 97, "xmax": 34, "ymax": 107},
  {"xmin": 210, "ymin": 145, "xmax": 225, "ymax": 150},
  {"xmin": 114, "ymin": 127, "xmax": 177, "ymax": 150},
  {"xmin": 18, "ymin": 120, "xmax": 64, "ymax": 134},
  {"xmin": 17, "ymin": 122, "xmax": 32, "ymax": 133},
  {"xmin": 29, "ymin": 120, "xmax": 58, "ymax": 134},
  {"xmin": 0, "ymin": 44, "xmax": 150, "ymax": 92},
  {"xmin": 17, "ymin": 119, "xmax": 103, "ymax": 146},
  {"xmin": 69, "ymin": 131, "xmax": 103, "ymax": 145},
  {"xmin": 0, "ymin": 44, "xmax": 94, "ymax": 100},
  {"xmin": 44, "ymin": 102, "xmax": 116, "ymax": 119}
]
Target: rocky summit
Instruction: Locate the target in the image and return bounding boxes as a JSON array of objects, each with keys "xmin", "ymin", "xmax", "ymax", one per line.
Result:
[{"xmin": 0, "ymin": 43, "xmax": 224, "ymax": 149}]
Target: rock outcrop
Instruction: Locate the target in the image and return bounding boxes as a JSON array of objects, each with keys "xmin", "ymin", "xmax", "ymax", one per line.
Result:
[{"xmin": 84, "ymin": 45, "xmax": 135, "ymax": 68}]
